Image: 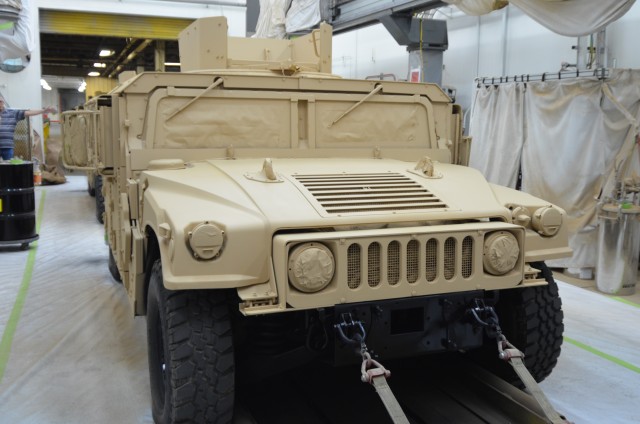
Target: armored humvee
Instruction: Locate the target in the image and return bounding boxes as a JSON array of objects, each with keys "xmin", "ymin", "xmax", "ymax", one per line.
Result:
[
  {"xmin": 63, "ymin": 17, "xmax": 571, "ymax": 424},
  {"xmin": 62, "ymin": 99, "xmax": 106, "ymax": 224}
]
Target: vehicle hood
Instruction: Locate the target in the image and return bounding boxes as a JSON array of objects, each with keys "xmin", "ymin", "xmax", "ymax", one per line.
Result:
[{"xmin": 144, "ymin": 158, "xmax": 510, "ymax": 229}]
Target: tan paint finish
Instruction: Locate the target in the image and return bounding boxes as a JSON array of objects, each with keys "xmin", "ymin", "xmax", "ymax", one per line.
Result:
[{"xmin": 61, "ymin": 17, "xmax": 570, "ymax": 316}]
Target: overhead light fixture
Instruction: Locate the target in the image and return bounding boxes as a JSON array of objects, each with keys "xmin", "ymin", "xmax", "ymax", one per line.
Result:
[
  {"xmin": 164, "ymin": 62, "xmax": 181, "ymax": 67},
  {"xmin": 40, "ymin": 78, "xmax": 51, "ymax": 91},
  {"xmin": 93, "ymin": 63, "xmax": 106, "ymax": 68},
  {"xmin": 99, "ymin": 49, "xmax": 114, "ymax": 57},
  {"xmin": 87, "ymin": 71, "xmax": 100, "ymax": 77}
]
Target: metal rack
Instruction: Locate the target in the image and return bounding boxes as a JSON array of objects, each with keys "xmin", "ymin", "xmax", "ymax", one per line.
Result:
[{"xmin": 475, "ymin": 68, "xmax": 609, "ymax": 87}]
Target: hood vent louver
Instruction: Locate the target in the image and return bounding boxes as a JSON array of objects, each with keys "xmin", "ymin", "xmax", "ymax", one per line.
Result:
[{"xmin": 292, "ymin": 173, "xmax": 448, "ymax": 215}]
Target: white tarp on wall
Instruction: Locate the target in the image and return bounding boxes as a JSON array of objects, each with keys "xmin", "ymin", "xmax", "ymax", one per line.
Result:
[
  {"xmin": 253, "ymin": 0, "xmax": 288, "ymax": 38},
  {"xmin": 510, "ymin": 0, "xmax": 635, "ymax": 37},
  {"xmin": 469, "ymin": 83, "xmax": 524, "ymax": 188},
  {"xmin": 469, "ymin": 69, "xmax": 640, "ymax": 269},
  {"xmin": 254, "ymin": 0, "xmax": 321, "ymax": 38},
  {"xmin": 444, "ymin": 0, "xmax": 635, "ymax": 36}
]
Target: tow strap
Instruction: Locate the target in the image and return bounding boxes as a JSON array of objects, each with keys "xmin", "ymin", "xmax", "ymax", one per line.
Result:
[
  {"xmin": 470, "ymin": 300, "xmax": 569, "ymax": 424},
  {"xmin": 335, "ymin": 314, "xmax": 410, "ymax": 424}
]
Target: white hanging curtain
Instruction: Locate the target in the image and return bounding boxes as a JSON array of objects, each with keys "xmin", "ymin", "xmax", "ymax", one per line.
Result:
[
  {"xmin": 444, "ymin": 0, "xmax": 635, "ymax": 36},
  {"xmin": 521, "ymin": 79, "xmax": 606, "ymax": 268},
  {"xmin": 470, "ymin": 69, "xmax": 640, "ymax": 269},
  {"xmin": 468, "ymin": 83, "xmax": 525, "ymax": 188}
]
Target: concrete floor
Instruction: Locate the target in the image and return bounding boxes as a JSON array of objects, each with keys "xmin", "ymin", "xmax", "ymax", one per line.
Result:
[{"xmin": 0, "ymin": 175, "xmax": 639, "ymax": 423}]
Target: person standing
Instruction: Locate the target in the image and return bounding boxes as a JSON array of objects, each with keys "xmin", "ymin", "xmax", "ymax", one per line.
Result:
[{"xmin": 0, "ymin": 98, "xmax": 55, "ymax": 160}]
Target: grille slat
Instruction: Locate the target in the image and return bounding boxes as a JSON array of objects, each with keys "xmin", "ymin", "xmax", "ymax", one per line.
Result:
[
  {"xmin": 347, "ymin": 244, "xmax": 361, "ymax": 289},
  {"xmin": 462, "ymin": 236, "xmax": 473, "ymax": 278},
  {"xmin": 444, "ymin": 238, "xmax": 456, "ymax": 280},
  {"xmin": 293, "ymin": 172, "xmax": 448, "ymax": 215},
  {"xmin": 368, "ymin": 243, "xmax": 381, "ymax": 287},
  {"xmin": 388, "ymin": 241, "xmax": 400, "ymax": 285}
]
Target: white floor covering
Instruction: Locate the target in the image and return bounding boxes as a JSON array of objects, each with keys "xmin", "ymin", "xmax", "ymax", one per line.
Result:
[{"xmin": 0, "ymin": 175, "xmax": 639, "ymax": 424}]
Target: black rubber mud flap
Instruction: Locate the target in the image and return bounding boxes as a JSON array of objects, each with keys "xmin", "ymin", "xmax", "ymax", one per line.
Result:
[{"xmin": 108, "ymin": 249, "xmax": 122, "ymax": 283}]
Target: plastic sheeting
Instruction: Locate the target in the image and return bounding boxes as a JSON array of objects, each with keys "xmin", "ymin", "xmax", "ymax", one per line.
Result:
[
  {"xmin": 0, "ymin": 0, "xmax": 32, "ymax": 62},
  {"xmin": 254, "ymin": 0, "xmax": 321, "ymax": 37},
  {"xmin": 445, "ymin": 0, "xmax": 635, "ymax": 37},
  {"xmin": 285, "ymin": 0, "xmax": 320, "ymax": 33},
  {"xmin": 510, "ymin": 0, "xmax": 635, "ymax": 37},
  {"xmin": 469, "ymin": 69, "xmax": 640, "ymax": 269},
  {"xmin": 0, "ymin": 178, "xmax": 153, "ymax": 424},
  {"xmin": 253, "ymin": 0, "xmax": 288, "ymax": 38},
  {"xmin": 443, "ymin": 0, "xmax": 507, "ymax": 16}
]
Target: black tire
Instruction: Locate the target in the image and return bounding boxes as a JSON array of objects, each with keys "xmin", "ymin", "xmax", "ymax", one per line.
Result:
[
  {"xmin": 95, "ymin": 175, "xmax": 104, "ymax": 224},
  {"xmin": 108, "ymin": 249, "xmax": 122, "ymax": 283},
  {"xmin": 493, "ymin": 261, "xmax": 564, "ymax": 384},
  {"xmin": 146, "ymin": 260, "xmax": 235, "ymax": 424}
]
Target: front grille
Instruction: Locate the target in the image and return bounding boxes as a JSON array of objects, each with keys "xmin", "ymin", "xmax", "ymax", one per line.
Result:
[
  {"xmin": 346, "ymin": 234, "xmax": 475, "ymax": 289},
  {"xmin": 292, "ymin": 173, "xmax": 447, "ymax": 215}
]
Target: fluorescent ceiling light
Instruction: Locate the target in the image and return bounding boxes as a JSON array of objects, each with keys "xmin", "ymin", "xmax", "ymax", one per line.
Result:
[
  {"xmin": 164, "ymin": 62, "xmax": 181, "ymax": 66},
  {"xmin": 99, "ymin": 49, "xmax": 114, "ymax": 57},
  {"xmin": 88, "ymin": 71, "xmax": 100, "ymax": 77},
  {"xmin": 40, "ymin": 78, "xmax": 51, "ymax": 90},
  {"xmin": 93, "ymin": 63, "xmax": 106, "ymax": 68}
]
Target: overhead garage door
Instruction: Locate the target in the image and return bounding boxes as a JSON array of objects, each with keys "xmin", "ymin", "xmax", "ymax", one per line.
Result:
[{"xmin": 39, "ymin": 10, "xmax": 193, "ymax": 39}]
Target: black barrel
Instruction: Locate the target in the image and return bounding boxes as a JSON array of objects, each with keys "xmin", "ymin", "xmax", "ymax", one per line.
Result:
[{"xmin": 0, "ymin": 162, "xmax": 39, "ymax": 247}]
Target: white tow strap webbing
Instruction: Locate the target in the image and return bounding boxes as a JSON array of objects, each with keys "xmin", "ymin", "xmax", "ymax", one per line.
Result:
[
  {"xmin": 507, "ymin": 353, "xmax": 566, "ymax": 424},
  {"xmin": 370, "ymin": 375, "xmax": 410, "ymax": 424}
]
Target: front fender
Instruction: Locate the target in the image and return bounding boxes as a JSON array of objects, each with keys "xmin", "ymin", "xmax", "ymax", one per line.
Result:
[
  {"xmin": 490, "ymin": 184, "xmax": 572, "ymax": 262},
  {"xmin": 141, "ymin": 179, "xmax": 271, "ymax": 290}
]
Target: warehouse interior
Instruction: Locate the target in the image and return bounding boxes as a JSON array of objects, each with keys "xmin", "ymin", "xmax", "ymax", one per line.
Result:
[{"xmin": 1, "ymin": 1, "xmax": 640, "ymax": 423}]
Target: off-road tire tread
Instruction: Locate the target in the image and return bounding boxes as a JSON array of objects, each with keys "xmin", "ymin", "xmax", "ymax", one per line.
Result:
[
  {"xmin": 95, "ymin": 175, "xmax": 104, "ymax": 224},
  {"xmin": 496, "ymin": 261, "xmax": 564, "ymax": 383},
  {"xmin": 148, "ymin": 260, "xmax": 234, "ymax": 424}
]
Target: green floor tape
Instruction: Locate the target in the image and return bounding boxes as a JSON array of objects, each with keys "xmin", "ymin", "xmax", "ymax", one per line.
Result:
[
  {"xmin": 612, "ymin": 296, "xmax": 640, "ymax": 309},
  {"xmin": 0, "ymin": 190, "xmax": 46, "ymax": 384},
  {"xmin": 564, "ymin": 336, "xmax": 640, "ymax": 374}
]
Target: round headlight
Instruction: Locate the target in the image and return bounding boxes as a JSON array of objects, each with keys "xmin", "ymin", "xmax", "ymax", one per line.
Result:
[
  {"xmin": 288, "ymin": 243, "xmax": 335, "ymax": 293},
  {"xmin": 483, "ymin": 231, "xmax": 520, "ymax": 275},
  {"xmin": 532, "ymin": 206, "xmax": 562, "ymax": 236},
  {"xmin": 188, "ymin": 222, "xmax": 224, "ymax": 260}
]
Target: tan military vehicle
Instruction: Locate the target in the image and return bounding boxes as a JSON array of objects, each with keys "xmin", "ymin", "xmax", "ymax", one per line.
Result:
[
  {"xmin": 62, "ymin": 99, "xmax": 106, "ymax": 223},
  {"xmin": 63, "ymin": 17, "xmax": 571, "ymax": 423}
]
